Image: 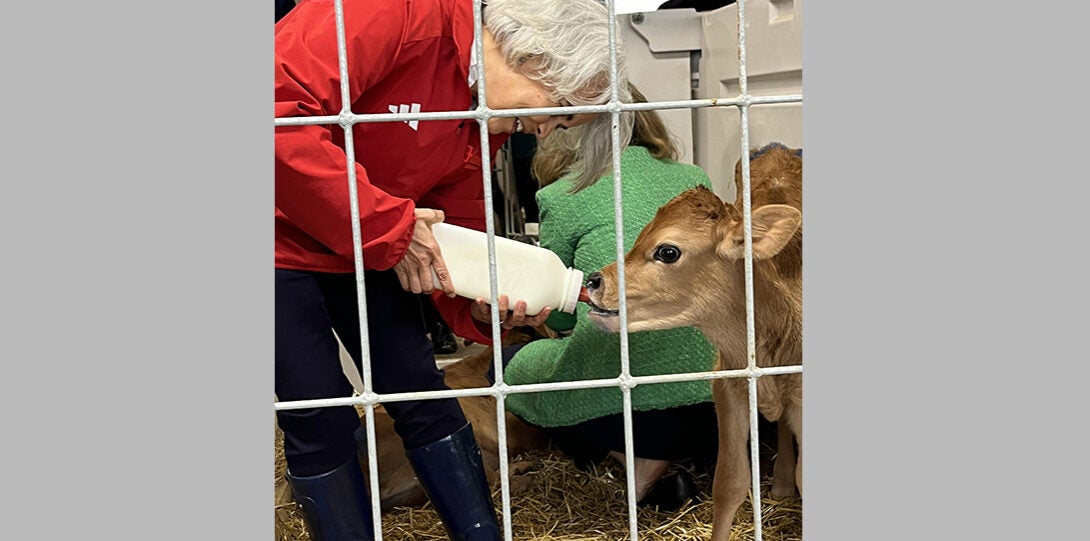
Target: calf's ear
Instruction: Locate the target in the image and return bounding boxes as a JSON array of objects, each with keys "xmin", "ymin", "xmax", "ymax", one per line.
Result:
[{"xmin": 717, "ymin": 204, "xmax": 801, "ymax": 260}]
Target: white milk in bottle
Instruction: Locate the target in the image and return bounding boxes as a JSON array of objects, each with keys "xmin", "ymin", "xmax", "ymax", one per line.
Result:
[{"xmin": 429, "ymin": 222, "xmax": 584, "ymax": 314}]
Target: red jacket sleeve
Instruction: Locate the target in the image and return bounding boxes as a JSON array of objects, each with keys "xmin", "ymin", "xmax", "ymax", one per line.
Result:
[{"xmin": 274, "ymin": 1, "xmax": 415, "ymax": 271}]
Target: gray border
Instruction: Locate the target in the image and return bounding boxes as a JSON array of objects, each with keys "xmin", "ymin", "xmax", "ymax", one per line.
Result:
[
  {"xmin": 8, "ymin": 0, "xmax": 1089, "ymax": 538},
  {"xmin": 3, "ymin": 2, "xmax": 270, "ymax": 538},
  {"xmin": 807, "ymin": 1, "xmax": 1087, "ymax": 539}
]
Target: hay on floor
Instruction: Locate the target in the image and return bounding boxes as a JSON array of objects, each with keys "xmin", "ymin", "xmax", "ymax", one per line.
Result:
[{"xmin": 274, "ymin": 427, "xmax": 801, "ymax": 541}]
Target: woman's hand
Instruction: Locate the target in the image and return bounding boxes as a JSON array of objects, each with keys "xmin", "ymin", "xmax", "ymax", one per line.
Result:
[
  {"xmin": 392, "ymin": 208, "xmax": 456, "ymax": 296},
  {"xmin": 470, "ymin": 294, "xmax": 552, "ymax": 330}
]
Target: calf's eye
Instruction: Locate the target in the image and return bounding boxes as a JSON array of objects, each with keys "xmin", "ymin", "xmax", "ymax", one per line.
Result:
[{"xmin": 653, "ymin": 244, "xmax": 681, "ymax": 264}]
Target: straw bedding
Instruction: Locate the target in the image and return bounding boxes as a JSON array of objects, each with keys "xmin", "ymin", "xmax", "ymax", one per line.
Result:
[{"xmin": 274, "ymin": 421, "xmax": 801, "ymax": 540}]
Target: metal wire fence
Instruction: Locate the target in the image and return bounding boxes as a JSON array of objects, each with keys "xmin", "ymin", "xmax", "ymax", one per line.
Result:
[{"xmin": 274, "ymin": 1, "xmax": 803, "ymax": 539}]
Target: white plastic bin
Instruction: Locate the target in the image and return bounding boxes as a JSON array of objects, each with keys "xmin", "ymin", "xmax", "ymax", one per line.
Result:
[
  {"xmin": 694, "ymin": 0, "xmax": 803, "ymax": 201},
  {"xmin": 620, "ymin": 0, "xmax": 802, "ymax": 201}
]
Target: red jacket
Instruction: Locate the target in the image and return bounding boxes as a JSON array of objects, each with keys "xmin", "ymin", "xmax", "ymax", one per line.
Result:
[{"xmin": 275, "ymin": 0, "xmax": 508, "ymax": 344}]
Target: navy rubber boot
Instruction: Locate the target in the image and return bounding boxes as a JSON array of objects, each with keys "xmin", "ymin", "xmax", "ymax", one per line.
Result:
[
  {"xmin": 406, "ymin": 423, "xmax": 501, "ymax": 541},
  {"xmin": 286, "ymin": 458, "xmax": 375, "ymax": 541}
]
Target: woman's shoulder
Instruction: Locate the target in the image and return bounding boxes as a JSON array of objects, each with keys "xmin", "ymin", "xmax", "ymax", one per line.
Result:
[
  {"xmin": 621, "ymin": 156, "xmax": 711, "ymax": 191},
  {"xmin": 536, "ymin": 177, "xmax": 571, "ymax": 199},
  {"xmin": 659, "ymin": 155, "xmax": 712, "ymax": 180},
  {"xmin": 537, "ymin": 169, "xmax": 610, "ymax": 209},
  {"xmin": 535, "ymin": 178, "xmax": 574, "ymax": 213},
  {"xmin": 624, "ymin": 146, "xmax": 708, "ymax": 177},
  {"xmin": 538, "ymin": 145, "xmax": 710, "ymax": 206}
]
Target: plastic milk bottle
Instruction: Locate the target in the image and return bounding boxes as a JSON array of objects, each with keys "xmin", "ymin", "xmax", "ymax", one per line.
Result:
[{"xmin": 429, "ymin": 222, "xmax": 584, "ymax": 314}]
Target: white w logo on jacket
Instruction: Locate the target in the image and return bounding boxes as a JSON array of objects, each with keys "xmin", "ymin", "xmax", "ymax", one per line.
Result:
[{"xmin": 388, "ymin": 103, "xmax": 422, "ymax": 131}]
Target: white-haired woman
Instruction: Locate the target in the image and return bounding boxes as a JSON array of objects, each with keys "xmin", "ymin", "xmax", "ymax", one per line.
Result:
[{"xmin": 275, "ymin": 1, "xmax": 631, "ymax": 539}]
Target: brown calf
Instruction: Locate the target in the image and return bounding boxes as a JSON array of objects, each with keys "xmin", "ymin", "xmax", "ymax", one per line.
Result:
[
  {"xmin": 360, "ymin": 328, "xmax": 550, "ymax": 511},
  {"xmin": 583, "ymin": 144, "xmax": 802, "ymax": 541}
]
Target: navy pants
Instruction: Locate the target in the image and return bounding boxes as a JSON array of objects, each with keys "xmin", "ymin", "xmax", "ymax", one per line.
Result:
[{"xmin": 276, "ymin": 269, "xmax": 467, "ymax": 476}]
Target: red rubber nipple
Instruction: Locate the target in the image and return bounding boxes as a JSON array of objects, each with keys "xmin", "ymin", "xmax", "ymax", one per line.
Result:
[{"xmin": 578, "ymin": 286, "xmax": 591, "ymax": 303}]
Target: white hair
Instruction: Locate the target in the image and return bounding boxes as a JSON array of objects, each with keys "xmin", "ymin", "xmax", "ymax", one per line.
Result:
[{"xmin": 484, "ymin": 0, "xmax": 634, "ymax": 192}]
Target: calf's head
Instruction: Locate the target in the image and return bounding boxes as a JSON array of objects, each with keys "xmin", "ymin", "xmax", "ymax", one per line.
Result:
[{"xmin": 584, "ymin": 146, "xmax": 801, "ymax": 335}]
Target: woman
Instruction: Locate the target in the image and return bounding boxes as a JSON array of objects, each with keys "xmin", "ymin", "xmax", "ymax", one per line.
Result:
[
  {"xmin": 274, "ymin": 1, "xmax": 632, "ymax": 539},
  {"xmin": 499, "ymin": 86, "xmax": 720, "ymax": 510}
]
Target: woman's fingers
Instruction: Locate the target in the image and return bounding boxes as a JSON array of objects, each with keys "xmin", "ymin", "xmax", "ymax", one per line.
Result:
[
  {"xmin": 405, "ymin": 261, "xmax": 424, "ymax": 294},
  {"xmin": 524, "ymin": 307, "xmax": 552, "ymax": 327},
  {"xmin": 393, "ymin": 265, "xmax": 411, "ymax": 292},
  {"xmin": 468, "ymin": 295, "xmax": 552, "ymax": 330},
  {"xmin": 396, "ymin": 207, "xmax": 454, "ymax": 295},
  {"xmin": 431, "ymin": 257, "xmax": 455, "ymax": 297},
  {"xmin": 501, "ymin": 301, "xmax": 540, "ymax": 329}
]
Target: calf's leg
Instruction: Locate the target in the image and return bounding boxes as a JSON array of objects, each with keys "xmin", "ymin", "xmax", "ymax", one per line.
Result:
[
  {"xmin": 770, "ymin": 420, "xmax": 797, "ymax": 499},
  {"xmin": 711, "ymin": 377, "xmax": 752, "ymax": 541},
  {"xmin": 785, "ymin": 401, "xmax": 802, "ymax": 495}
]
